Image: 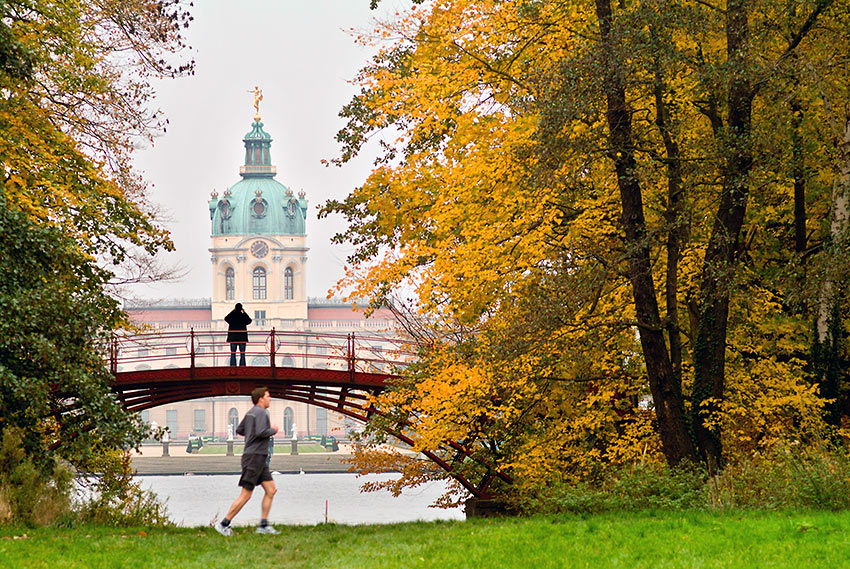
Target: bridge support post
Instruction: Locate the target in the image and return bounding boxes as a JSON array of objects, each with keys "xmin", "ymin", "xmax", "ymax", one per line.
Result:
[
  {"xmin": 270, "ymin": 328, "xmax": 276, "ymax": 377},
  {"xmin": 110, "ymin": 337, "xmax": 118, "ymax": 374},
  {"xmin": 189, "ymin": 328, "xmax": 195, "ymax": 377},
  {"xmin": 348, "ymin": 333, "xmax": 355, "ymax": 382}
]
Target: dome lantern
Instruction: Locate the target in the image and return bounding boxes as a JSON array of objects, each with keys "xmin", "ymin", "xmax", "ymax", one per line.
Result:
[
  {"xmin": 209, "ymin": 116, "xmax": 308, "ymax": 237},
  {"xmin": 239, "ymin": 120, "xmax": 276, "ymax": 178}
]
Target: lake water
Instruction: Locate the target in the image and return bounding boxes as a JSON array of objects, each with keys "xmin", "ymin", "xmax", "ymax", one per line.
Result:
[{"xmin": 138, "ymin": 472, "xmax": 465, "ymax": 527}]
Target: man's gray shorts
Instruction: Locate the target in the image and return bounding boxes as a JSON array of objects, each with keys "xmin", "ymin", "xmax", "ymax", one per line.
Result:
[{"xmin": 238, "ymin": 453, "xmax": 273, "ymax": 490}]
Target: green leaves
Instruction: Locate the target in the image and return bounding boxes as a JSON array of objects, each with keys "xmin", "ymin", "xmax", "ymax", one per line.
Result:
[
  {"xmin": 0, "ymin": 0, "xmax": 192, "ymax": 472},
  {"xmin": 0, "ymin": 201, "xmax": 146, "ymax": 469}
]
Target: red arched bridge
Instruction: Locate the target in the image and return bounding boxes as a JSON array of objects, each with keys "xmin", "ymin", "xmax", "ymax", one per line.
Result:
[{"xmin": 110, "ymin": 328, "xmax": 510, "ymax": 499}]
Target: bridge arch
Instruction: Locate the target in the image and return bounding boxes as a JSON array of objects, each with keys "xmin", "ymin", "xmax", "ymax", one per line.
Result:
[{"xmin": 110, "ymin": 330, "xmax": 510, "ymax": 498}]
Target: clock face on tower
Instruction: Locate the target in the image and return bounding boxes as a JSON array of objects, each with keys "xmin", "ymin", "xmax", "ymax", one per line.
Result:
[{"xmin": 250, "ymin": 240, "xmax": 269, "ymax": 258}]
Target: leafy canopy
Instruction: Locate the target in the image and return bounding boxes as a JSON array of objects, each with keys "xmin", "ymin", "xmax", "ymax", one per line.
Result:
[
  {"xmin": 327, "ymin": 0, "xmax": 847, "ymax": 504},
  {"xmin": 0, "ymin": 0, "xmax": 193, "ymax": 473}
]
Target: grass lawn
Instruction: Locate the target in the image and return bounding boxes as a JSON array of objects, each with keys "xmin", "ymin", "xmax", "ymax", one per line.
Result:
[{"xmin": 2, "ymin": 510, "xmax": 850, "ymax": 568}]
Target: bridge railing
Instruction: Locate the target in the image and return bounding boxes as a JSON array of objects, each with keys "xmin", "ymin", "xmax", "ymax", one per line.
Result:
[{"xmin": 110, "ymin": 329, "xmax": 419, "ymax": 375}]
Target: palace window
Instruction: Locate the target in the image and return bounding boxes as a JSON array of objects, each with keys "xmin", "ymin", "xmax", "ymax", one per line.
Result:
[
  {"xmin": 218, "ymin": 200, "xmax": 231, "ymax": 233},
  {"xmin": 225, "ymin": 267, "xmax": 235, "ymax": 300},
  {"xmin": 193, "ymin": 409, "xmax": 206, "ymax": 433},
  {"xmin": 315, "ymin": 407, "xmax": 327, "ymax": 437},
  {"xmin": 166, "ymin": 410, "xmax": 177, "ymax": 436},
  {"xmin": 284, "ymin": 267, "xmax": 294, "ymax": 300},
  {"xmin": 253, "ymin": 267, "xmax": 266, "ymax": 299}
]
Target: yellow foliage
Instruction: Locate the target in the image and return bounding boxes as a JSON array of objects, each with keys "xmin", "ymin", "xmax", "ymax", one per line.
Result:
[
  {"xmin": 328, "ymin": 0, "xmax": 847, "ymax": 504},
  {"xmin": 719, "ymin": 281, "xmax": 829, "ymax": 461},
  {"xmin": 1, "ymin": 0, "xmax": 191, "ymax": 262}
]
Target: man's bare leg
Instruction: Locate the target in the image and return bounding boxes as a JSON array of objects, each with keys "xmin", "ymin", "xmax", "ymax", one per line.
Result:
[
  {"xmin": 259, "ymin": 479, "xmax": 277, "ymax": 520},
  {"xmin": 224, "ymin": 487, "xmax": 254, "ymax": 521}
]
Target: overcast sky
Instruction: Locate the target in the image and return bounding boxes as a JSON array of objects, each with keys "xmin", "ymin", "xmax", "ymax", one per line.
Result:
[{"xmin": 130, "ymin": 1, "xmax": 401, "ymax": 302}]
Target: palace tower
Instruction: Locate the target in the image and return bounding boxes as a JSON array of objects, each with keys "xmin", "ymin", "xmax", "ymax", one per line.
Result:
[{"xmin": 208, "ymin": 116, "xmax": 309, "ymax": 326}]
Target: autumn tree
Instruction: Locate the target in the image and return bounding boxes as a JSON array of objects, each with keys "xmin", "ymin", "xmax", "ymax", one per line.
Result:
[
  {"xmin": 802, "ymin": 3, "xmax": 850, "ymax": 426},
  {"xmin": 325, "ymin": 0, "xmax": 846, "ymax": 502},
  {"xmin": 0, "ymin": 201, "xmax": 143, "ymax": 467},
  {"xmin": 0, "ymin": 0, "xmax": 193, "ymax": 470}
]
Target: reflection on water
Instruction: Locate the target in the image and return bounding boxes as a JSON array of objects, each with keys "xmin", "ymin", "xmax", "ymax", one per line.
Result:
[{"xmin": 138, "ymin": 472, "xmax": 464, "ymax": 527}]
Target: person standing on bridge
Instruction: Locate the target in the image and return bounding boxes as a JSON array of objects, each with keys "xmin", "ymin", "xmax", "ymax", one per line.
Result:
[
  {"xmin": 225, "ymin": 303, "xmax": 251, "ymax": 367},
  {"xmin": 215, "ymin": 386, "xmax": 280, "ymax": 536}
]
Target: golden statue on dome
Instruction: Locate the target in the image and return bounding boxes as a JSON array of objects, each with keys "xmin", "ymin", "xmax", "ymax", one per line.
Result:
[{"xmin": 249, "ymin": 85, "xmax": 263, "ymax": 121}]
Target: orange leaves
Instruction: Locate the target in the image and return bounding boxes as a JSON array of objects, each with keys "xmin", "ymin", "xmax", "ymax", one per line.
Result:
[
  {"xmin": 1, "ymin": 1, "xmax": 190, "ymax": 262},
  {"xmin": 0, "ymin": 94, "xmax": 171, "ymax": 261},
  {"xmin": 331, "ymin": 0, "xmax": 850, "ymax": 502}
]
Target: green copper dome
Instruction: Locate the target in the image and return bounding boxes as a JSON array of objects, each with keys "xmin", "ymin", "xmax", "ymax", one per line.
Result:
[{"xmin": 209, "ymin": 120, "xmax": 308, "ymax": 236}]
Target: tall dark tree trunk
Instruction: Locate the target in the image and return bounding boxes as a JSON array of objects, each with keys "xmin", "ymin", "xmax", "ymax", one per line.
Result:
[
  {"xmin": 691, "ymin": 0, "xmax": 754, "ymax": 470},
  {"xmin": 791, "ymin": 91, "xmax": 807, "ymax": 255},
  {"xmin": 816, "ymin": 117, "xmax": 850, "ymax": 426},
  {"xmin": 595, "ymin": 0, "xmax": 696, "ymax": 466},
  {"xmin": 653, "ymin": 56, "xmax": 688, "ymax": 389}
]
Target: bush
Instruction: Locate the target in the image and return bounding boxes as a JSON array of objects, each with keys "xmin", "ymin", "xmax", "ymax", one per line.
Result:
[
  {"xmin": 0, "ymin": 427, "xmax": 74, "ymax": 525},
  {"xmin": 707, "ymin": 443, "xmax": 850, "ymax": 510},
  {"xmin": 519, "ymin": 463, "xmax": 708, "ymax": 514},
  {"xmin": 514, "ymin": 442, "xmax": 850, "ymax": 514},
  {"xmin": 0, "ymin": 427, "xmax": 171, "ymax": 527},
  {"xmin": 75, "ymin": 448, "xmax": 171, "ymax": 527}
]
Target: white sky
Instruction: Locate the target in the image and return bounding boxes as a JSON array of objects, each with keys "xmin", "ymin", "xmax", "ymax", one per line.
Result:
[{"xmin": 130, "ymin": 1, "xmax": 402, "ymax": 302}]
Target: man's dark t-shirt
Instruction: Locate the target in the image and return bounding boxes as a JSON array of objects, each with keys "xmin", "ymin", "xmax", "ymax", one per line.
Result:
[{"xmin": 237, "ymin": 405, "xmax": 275, "ymax": 455}]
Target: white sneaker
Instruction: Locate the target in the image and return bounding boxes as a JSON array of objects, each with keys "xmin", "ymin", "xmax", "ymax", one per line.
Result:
[
  {"xmin": 256, "ymin": 525, "xmax": 279, "ymax": 535},
  {"xmin": 214, "ymin": 521, "xmax": 233, "ymax": 537}
]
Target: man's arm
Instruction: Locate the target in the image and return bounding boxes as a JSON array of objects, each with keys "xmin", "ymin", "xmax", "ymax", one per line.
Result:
[
  {"xmin": 257, "ymin": 411, "xmax": 276, "ymax": 438},
  {"xmin": 258, "ymin": 424, "xmax": 277, "ymax": 438}
]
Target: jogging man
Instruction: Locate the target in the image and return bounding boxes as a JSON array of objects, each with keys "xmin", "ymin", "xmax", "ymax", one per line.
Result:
[{"xmin": 215, "ymin": 386, "xmax": 279, "ymax": 536}]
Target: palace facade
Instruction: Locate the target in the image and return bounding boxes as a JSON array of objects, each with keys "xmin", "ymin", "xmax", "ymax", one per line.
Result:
[{"xmin": 124, "ymin": 111, "xmax": 398, "ymax": 441}]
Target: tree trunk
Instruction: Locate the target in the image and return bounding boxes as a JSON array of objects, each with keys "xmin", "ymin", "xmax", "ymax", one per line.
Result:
[
  {"xmin": 691, "ymin": 0, "xmax": 754, "ymax": 470},
  {"xmin": 791, "ymin": 93, "xmax": 807, "ymax": 255},
  {"xmin": 595, "ymin": 0, "xmax": 696, "ymax": 466},
  {"xmin": 815, "ymin": 116, "xmax": 850, "ymax": 425},
  {"xmin": 653, "ymin": 57, "xmax": 688, "ymax": 389}
]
